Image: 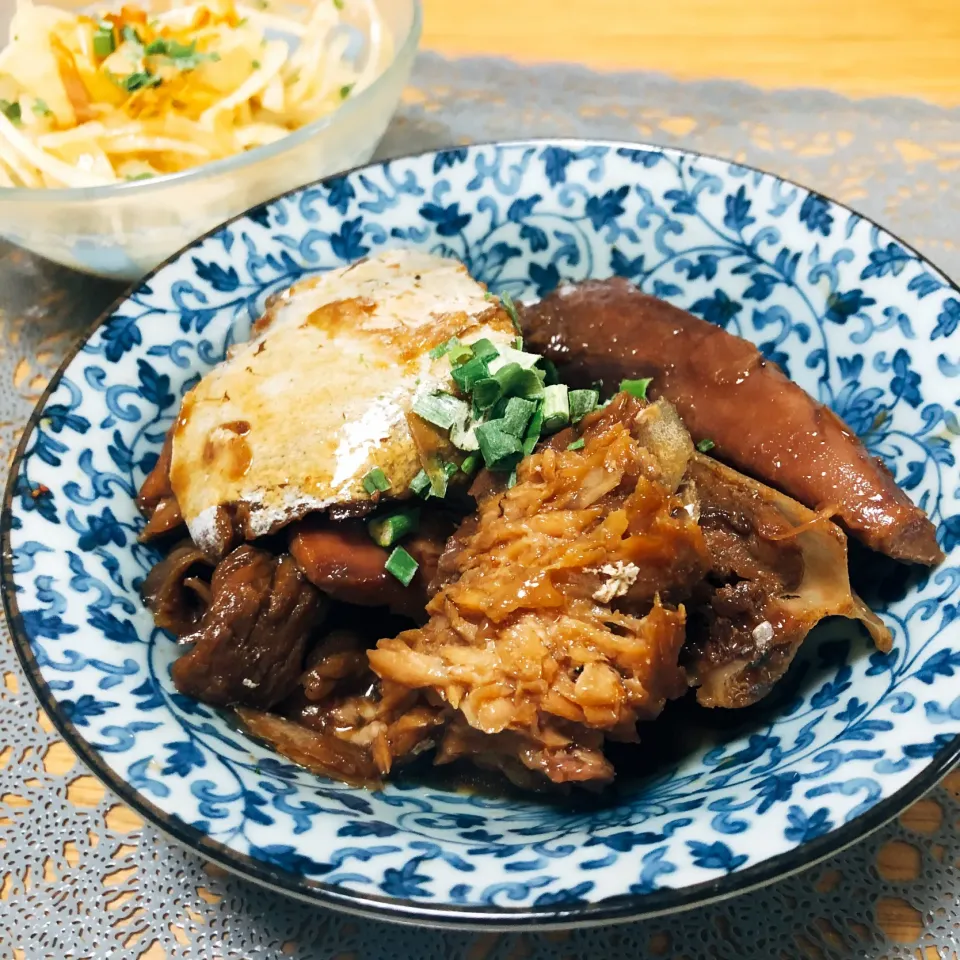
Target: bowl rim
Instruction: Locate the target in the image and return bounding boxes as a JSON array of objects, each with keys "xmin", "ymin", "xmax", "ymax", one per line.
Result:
[
  {"xmin": 4, "ymin": 137, "xmax": 960, "ymax": 931},
  {"xmin": 0, "ymin": 0, "xmax": 423, "ymax": 203}
]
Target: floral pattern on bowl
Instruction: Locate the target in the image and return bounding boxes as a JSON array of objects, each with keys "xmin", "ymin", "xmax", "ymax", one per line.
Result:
[{"xmin": 4, "ymin": 140, "xmax": 960, "ymax": 928}]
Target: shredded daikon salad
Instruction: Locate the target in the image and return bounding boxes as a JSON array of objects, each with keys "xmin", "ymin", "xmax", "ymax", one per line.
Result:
[{"xmin": 0, "ymin": 0, "xmax": 392, "ymax": 187}]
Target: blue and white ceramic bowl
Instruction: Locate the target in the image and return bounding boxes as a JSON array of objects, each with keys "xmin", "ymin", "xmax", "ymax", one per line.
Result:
[{"xmin": 5, "ymin": 140, "xmax": 960, "ymax": 929}]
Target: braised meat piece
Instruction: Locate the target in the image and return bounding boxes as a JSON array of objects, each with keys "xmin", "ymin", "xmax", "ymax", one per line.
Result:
[
  {"xmin": 136, "ymin": 430, "xmax": 185, "ymax": 542},
  {"xmin": 288, "ymin": 513, "xmax": 453, "ymax": 619},
  {"xmin": 141, "ymin": 541, "xmax": 214, "ymax": 638},
  {"xmin": 240, "ymin": 630, "xmax": 447, "ymax": 784},
  {"xmin": 684, "ymin": 454, "xmax": 892, "ymax": 708},
  {"xmin": 171, "ymin": 546, "xmax": 326, "ymax": 709},
  {"xmin": 367, "ymin": 395, "xmax": 711, "ymax": 785},
  {"xmin": 521, "ymin": 278, "xmax": 943, "ymax": 566}
]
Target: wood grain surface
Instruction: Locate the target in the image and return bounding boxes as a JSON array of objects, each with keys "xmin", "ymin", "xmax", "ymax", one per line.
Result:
[{"xmin": 421, "ymin": 0, "xmax": 960, "ymax": 105}]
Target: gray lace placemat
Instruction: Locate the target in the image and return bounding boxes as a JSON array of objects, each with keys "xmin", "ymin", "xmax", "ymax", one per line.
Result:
[{"xmin": 2, "ymin": 51, "xmax": 960, "ymax": 960}]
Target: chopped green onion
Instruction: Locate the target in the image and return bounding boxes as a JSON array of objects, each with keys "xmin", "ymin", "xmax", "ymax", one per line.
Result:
[
  {"xmin": 451, "ymin": 355, "xmax": 490, "ymax": 393},
  {"xmin": 499, "ymin": 291, "xmax": 522, "ymax": 335},
  {"xmin": 340, "ymin": 83, "xmax": 354, "ymax": 99},
  {"xmin": 251, "ymin": 59, "xmax": 261, "ymax": 69},
  {"xmin": 569, "ymin": 388, "xmax": 599, "ymax": 423},
  {"xmin": 696, "ymin": 438, "xmax": 716, "ymax": 453},
  {"xmin": 125, "ymin": 172, "xmax": 154, "ymax": 181},
  {"xmin": 385, "ymin": 546, "xmax": 419, "ymax": 586},
  {"xmin": 461, "ymin": 453, "xmax": 480, "ymax": 474},
  {"xmin": 450, "ymin": 416, "xmax": 480, "ymax": 452},
  {"xmin": 514, "ymin": 336, "xmax": 524, "ymax": 350},
  {"xmin": 362, "ymin": 467, "xmax": 390, "ymax": 495},
  {"xmin": 93, "ymin": 21, "xmax": 116, "ymax": 58},
  {"xmin": 31, "ymin": 98, "xmax": 51, "ymax": 117},
  {"xmin": 0, "ymin": 100, "xmax": 21, "ymax": 125},
  {"xmin": 487, "ymin": 346, "xmax": 540, "ymax": 375},
  {"xmin": 539, "ymin": 356, "xmax": 560, "ymax": 386},
  {"xmin": 475, "ymin": 421, "xmax": 524, "ymax": 471},
  {"xmin": 471, "ymin": 377, "xmax": 503, "ymax": 411},
  {"xmin": 541, "ymin": 384, "xmax": 570, "ymax": 433},
  {"xmin": 424, "ymin": 458, "xmax": 459, "ymax": 498},
  {"xmin": 429, "ymin": 336, "xmax": 460, "ymax": 360},
  {"xmin": 413, "ymin": 391, "xmax": 469, "ymax": 430},
  {"xmin": 117, "ymin": 71, "xmax": 163, "ymax": 93},
  {"xmin": 494, "ymin": 363, "xmax": 544, "ymax": 400},
  {"xmin": 409, "ymin": 470, "xmax": 431, "ymax": 497},
  {"xmin": 368, "ymin": 507, "xmax": 420, "ymax": 547},
  {"xmin": 469, "ymin": 338, "xmax": 500, "ymax": 363},
  {"xmin": 144, "ymin": 37, "xmax": 219, "ymax": 69},
  {"xmin": 448, "ymin": 342, "xmax": 474, "ymax": 366},
  {"xmin": 567, "ymin": 438, "xmax": 586, "ymax": 451},
  {"xmin": 500, "ymin": 396, "xmax": 537, "ymax": 438},
  {"xmin": 620, "ymin": 377, "xmax": 653, "ymax": 400},
  {"xmin": 333, "ymin": 0, "xmax": 345, "ymax": 8},
  {"xmin": 522, "ymin": 403, "xmax": 544, "ymax": 455},
  {"xmin": 507, "ymin": 469, "xmax": 518, "ymax": 488}
]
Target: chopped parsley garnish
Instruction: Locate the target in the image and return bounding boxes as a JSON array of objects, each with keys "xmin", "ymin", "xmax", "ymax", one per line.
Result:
[
  {"xmin": 31, "ymin": 98, "xmax": 52, "ymax": 117},
  {"xmin": 362, "ymin": 467, "xmax": 391, "ymax": 495},
  {"xmin": 119, "ymin": 71, "xmax": 162, "ymax": 93},
  {"xmin": 0, "ymin": 100, "xmax": 22, "ymax": 125},
  {"xmin": 368, "ymin": 507, "xmax": 419, "ymax": 548},
  {"xmin": 93, "ymin": 21, "xmax": 116, "ymax": 58},
  {"xmin": 145, "ymin": 37, "xmax": 220, "ymax": 70},
  {"xmin": 567, "ymin": 438, "xmax": 586, "ymax": 451},
  {"xmin": 122, "ymin": 24, "xmax": 144, "ymax": 52},
  {"xmin": 696, "ymin": 438, "xmax": 716, "ymax": 453},
  {"xmin": 620, "ymin": 377, "xmax": 653, "ymax": 400},
  {"xmin": 384, "ymin": 546, "xmax": 418, "ymax": 586},
  {"xmin": 340, "ymin": 83, "xmax": 355, "ymax": 99}
]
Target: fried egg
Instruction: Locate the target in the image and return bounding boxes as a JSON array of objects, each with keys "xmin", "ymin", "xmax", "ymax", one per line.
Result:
[{"xmin": 170, "ymin": 250, "xmax": 516, "ymax": 557}]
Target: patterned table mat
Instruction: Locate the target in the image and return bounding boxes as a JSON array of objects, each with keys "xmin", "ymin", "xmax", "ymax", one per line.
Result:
[{"xmin": 3, "ymin": 52, "xmax": 960, "ymax": 959}]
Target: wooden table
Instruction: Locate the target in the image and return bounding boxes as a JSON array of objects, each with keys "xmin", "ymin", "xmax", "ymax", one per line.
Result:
[{"xmin": 422, "ymin": 0, "xmax": 960, "ymax": 106}]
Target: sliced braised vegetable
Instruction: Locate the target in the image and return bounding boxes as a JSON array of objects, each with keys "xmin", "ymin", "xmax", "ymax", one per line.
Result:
[
  {"xmin": 567, "ymin": 438, "xmax": 586, "ymax": 451},
  {"xmin": 384, "ymin": 546, "xmax": 419, "ymax": 586},
  {"xmin": 368, "ymin": 508, "xmax": 420, "ymax": 548}
]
